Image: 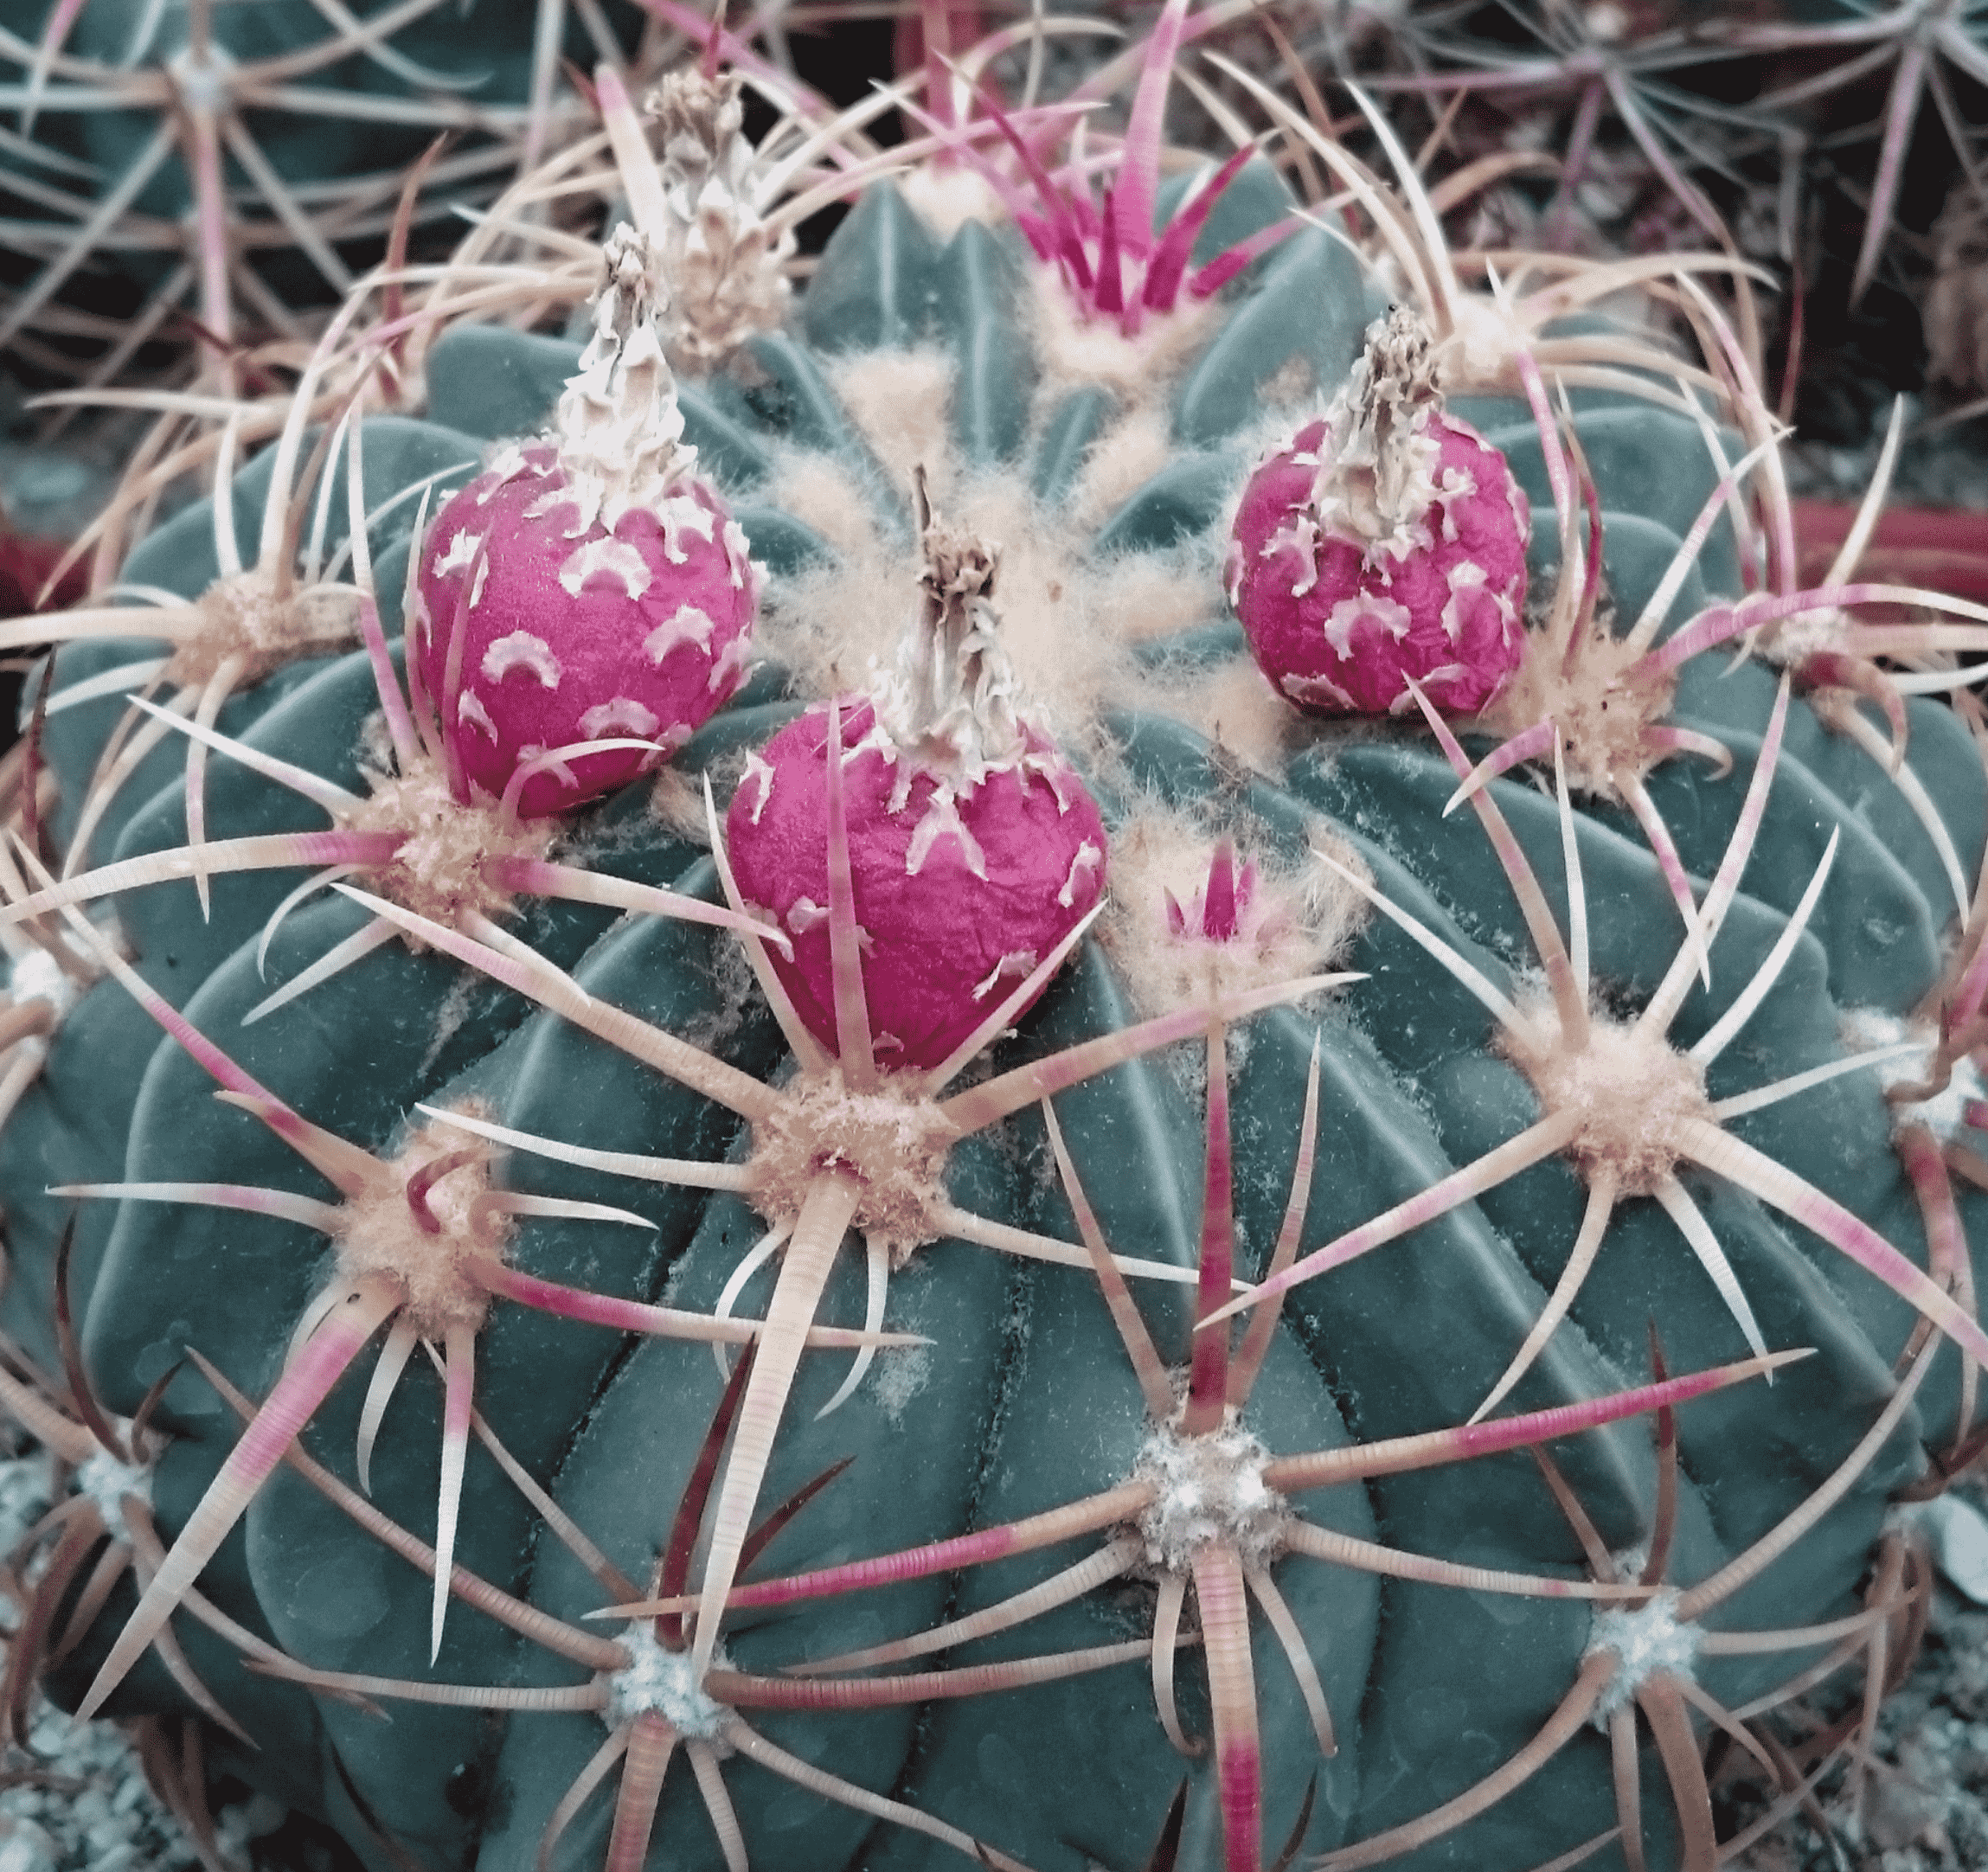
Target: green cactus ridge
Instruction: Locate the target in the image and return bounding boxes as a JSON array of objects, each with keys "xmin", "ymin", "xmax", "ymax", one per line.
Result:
[{"xmin": 5, "ymin": 60, "xmax": 1988, "ymax": 1872}]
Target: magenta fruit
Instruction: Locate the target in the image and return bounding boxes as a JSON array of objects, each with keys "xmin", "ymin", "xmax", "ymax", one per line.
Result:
[
  {"xmin": 1228, "ymin": 306, "xmax": 1530, "ymax": 716},
  {"xmin": 417, "ymin": 228, "xmax": 758, "ymax": 818},
  {"xmin": 727, "ymin": 480, "xmax": 1107, "ymax": 1070}
]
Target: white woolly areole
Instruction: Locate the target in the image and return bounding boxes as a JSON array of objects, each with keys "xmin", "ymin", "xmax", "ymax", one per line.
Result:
[
  {"xmin": 170, "ymin": 569, "xmax": 361, "ymax": 689},
  {"xmin": 1503, "ymin": 998, "xmax": 1713, "ymax": 1197},
  {"xmin": 1842, "ymin": 1007, "xmax": 1984, "ymax": 1143},
  {"xmin": 75, "ymin": 1442, "xmax": 151, "ymax": 1524},
  {"xmin": 1478, "ymin": 605, "xmax": 1676, "ymax": 807},
  {"xmin": 898, "ymin": 162, "xmax": 1005, "ymax": 238},
  {"xmin": 343, "ymin": 760, "xmax": 555, "ymax": 929},
  {"xmin": 1025, "ymin": 257, "xmax": 1223, "ymax": 410},
  {"xmin": 746, "ymin": 1068, "xmax": 954, "ymax": 1262},
  {"xmin": 1132, "ymin": 1414, "xmax": 1291, "ymax": 1573},
  {"xmin": 1583, "ymin": 1587, "xmax": 1702, "ymax": 1728},
  {"xmin": 1758, "ymin": 607, "xmax": 1849, "ymax": 667},
  {"xmin": 9, "ymin": 945, "xmax": 79, "ymax": 1024},
  {"xmin": 1439, "ymin": 293, "xmax": 1525, "ymax": 393},
  {"xmin": 331, "ymin": 1105, "xmax": 513, "ymax": 1339},
  {"xmin": 604, "ymin": 1624, "xmax": 734, "ymax": 1742},
  {"xmin": 550, "ymin": 225, "xmax": 696, "ymax": 535}
]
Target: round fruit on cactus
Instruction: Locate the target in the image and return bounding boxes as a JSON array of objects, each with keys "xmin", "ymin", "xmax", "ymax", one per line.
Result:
[
  {"xmin": 416, "ymin": 226, "xmax": 758, "ymax": 817},
  {"xmin": 727, "ymin": 478, "xmax": 1105, "ymax": 1069},
  {"xmin": 1228, "ymin": 306, "xmax": 1530, "ymax": 717},
  {"xmin": 9, "ymin": 16, "xmax": 1988, "ymax": 1872}
]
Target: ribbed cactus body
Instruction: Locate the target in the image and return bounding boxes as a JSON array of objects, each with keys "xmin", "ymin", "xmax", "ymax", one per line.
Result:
[{"xmin": 15, "ymin": 140, "xmax": 1987, "ymax": 1872}]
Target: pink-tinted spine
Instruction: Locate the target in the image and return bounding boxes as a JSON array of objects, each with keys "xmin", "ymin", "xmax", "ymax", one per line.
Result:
[
  {"xmin": 618, "ymin": 1484, "xmax": 1157, "ymax": 1618},
  {"xmin": 76, "ymin": 1279, "xmax": 401, "ymax": 1721},
  {"xmin": 1194, "ymin": 1546, "xmax": 1262, "ymax": 1872},
  {"xmin": 1182, "ymin": 1021, "xmax": 1234, "ymax": 1434},
  {"xmin": 1186, "ymin": 215, "xmax": 1300, "ymax": 299},
  {"xmin": 1143, "ymin": 144, "xmax": 1255, "ymax": 311},
  {"xmin": 1263, "ymin": 1350, "xmax": 1805, "ymax": 1493},
  {"xmin": 603, "ymin": 1714, "xmax": 676, "ymax": 1872}
]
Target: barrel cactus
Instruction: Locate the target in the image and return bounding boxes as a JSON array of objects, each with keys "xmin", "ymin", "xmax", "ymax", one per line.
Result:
[{"xmin": 8, "ymin": 11, "xmax": 1988, "ymax": 1872}]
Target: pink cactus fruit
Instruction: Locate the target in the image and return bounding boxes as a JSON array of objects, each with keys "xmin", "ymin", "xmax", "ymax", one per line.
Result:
[
  {"xmin": 727, "ymin": 481, "xmax": 1107, "ymax": 1072},
  {"xmin": 416, "ymin": 227, "xmax": 758, "ymax": 818},
  {"xmin": 1228, "ymin": 306, "xmax": 1529, "ymax": 716}
]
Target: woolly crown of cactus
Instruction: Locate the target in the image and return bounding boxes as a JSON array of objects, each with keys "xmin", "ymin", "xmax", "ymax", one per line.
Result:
[{"xmin": 5, "ymin": 16, "xmax": 1988, "ymax": 1872}]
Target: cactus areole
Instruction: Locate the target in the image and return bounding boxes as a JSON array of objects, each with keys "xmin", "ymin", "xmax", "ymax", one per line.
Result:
[
  {"xmin": 1229, "ymin": 307, "xmax": 1530, "ymax": 715},
  {"xmin": 728, "ymin": 478, "xmax": 1107, "ymax": 1069},
  {"xmin": 416, "ymin": 228, "xmax": 758, "ymax": 818}
]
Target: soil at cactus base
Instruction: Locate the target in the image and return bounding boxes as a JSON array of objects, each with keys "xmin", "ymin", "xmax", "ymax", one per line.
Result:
[
  {"xmin": 1724, "ymin": 1477, "xmax": 1988, "ymax": 1872},
  {"xmin": 0, "ymin": 1436, "xmax": 364, "ymax": 1872}
]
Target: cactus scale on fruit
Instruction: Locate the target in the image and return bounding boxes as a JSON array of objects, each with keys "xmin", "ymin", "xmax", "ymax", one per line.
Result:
[{"xmin": 9, "ymin": 8, "xmax": 1988, "ymax": 1871}]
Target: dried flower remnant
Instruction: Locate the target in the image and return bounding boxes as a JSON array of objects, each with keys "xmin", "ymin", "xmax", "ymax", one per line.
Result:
[{"xmin": 641, "ymin": 66, "xmax": 798, "ymax": 375}]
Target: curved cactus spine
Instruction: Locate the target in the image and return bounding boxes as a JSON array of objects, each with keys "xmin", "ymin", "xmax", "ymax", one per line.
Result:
[
  {"xmin": 0, "ymin": 369, "xmax": 785, "ymax": 1017},
  {"xmin": 176, "ymin": 981, "xmax": 1803, "ymax": 1872},
  {"xmin": 0, "ymin": 1224, "xmax": 271, "ymax": 1745},
  {"xmin": 325, "ymin": 782, "xmax": 1350, "ymax": 1692},
  {"xmin": 1317, "ymin": 1343, "xmax": 1938, "ymax": 1871},
  {"xmin": 1230, "ymin": 306, "xmax": 1531, "ymax": 718},
  {"xmin": 48, "ymin": 901, "xmax": 916, "ymax": 1717},
  {"xmin": 1203, "ymin": 674, "xmax": 1988, "ymax": 1389}
]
